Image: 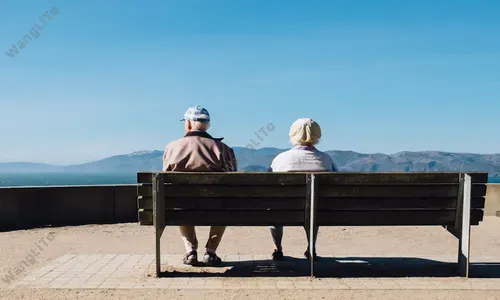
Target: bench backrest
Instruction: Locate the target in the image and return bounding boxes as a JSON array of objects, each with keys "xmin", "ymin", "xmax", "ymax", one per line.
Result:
[
  {"xmin": 137, "ymin": 172, "xmax": 488, "ymax": 227},
  {"xmin": 138, "ymin": 172, "xmax": 307, "ymax": 226},
  {"xmin": 315, "ymin": 173, "xmax": 486, "ymax": 226}
]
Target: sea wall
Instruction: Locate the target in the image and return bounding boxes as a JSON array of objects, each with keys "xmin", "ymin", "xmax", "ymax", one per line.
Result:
[
  {"xmin": 0, "ymin": 185, "xmax": 137, "ymax": 231},
  {"xmin": 0, "ymin": 184, "xmax": 499, "ymax": 231}
]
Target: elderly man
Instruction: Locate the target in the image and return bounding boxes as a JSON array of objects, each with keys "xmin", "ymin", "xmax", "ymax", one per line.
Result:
[{"xmin": 163, "ymin": 106, "xmax": 237, "ymax": 266}]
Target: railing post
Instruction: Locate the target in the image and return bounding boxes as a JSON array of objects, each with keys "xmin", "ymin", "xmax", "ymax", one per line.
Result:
[{"xmin": 153, "ymin": 173, "xmax": 165, "ymax": 277}]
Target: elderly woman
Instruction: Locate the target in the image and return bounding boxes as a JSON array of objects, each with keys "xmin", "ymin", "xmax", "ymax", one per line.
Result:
[{"xmin": 268, "ymin": 118, "xmax": 338, "ymax": 261}]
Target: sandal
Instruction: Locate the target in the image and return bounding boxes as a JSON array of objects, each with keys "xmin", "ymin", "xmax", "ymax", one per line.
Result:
[
  {"xmin": 183, "ymin": 250, "xmax": 198, "ymax": 266},
  {"xmin": 304, "ymin": 250, "xmax": 318, "ymax": 261},
  {"xmin": 203, "ymin": 252, "xmax": 222, "ymax": 266},
  {"xmin": 272, "ymin": 249, "xmax": 284, "ymax": 261}
]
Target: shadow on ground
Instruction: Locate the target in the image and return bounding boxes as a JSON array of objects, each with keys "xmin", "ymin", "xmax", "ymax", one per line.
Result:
[{"xmin": 159, "ymin": 257, "xmax": 500, "ymax": 279}]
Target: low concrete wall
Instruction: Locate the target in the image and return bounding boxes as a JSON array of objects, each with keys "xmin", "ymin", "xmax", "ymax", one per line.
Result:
[
  {"xmin": 0, "ymin": 185, "xmax": 137, "ymax": 231},
  {"xmin": 485, "ymin": 184, "xmax": 500, "ymax": 217},
  {"xmin": 1, "ymin": 184, "xmax": 499, "ymax": 231}
]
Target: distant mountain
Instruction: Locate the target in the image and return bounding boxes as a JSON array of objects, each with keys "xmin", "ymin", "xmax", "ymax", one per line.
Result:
[
  {"xmin": 325, "ymin": 150, "xmax": 500, "ymax": 176},
  {"xmin": 1, "ymin": 148, "xmax": 499, "ymax": 177},
  {"xmin": 63, "ymin": 150, "xmax": 164, "ymax": 173},
  {"xmin": 233, "ymin": 147, "xmax": 284, "ymax": 170}
]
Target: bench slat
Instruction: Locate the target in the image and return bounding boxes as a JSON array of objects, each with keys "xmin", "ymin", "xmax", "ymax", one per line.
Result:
[
  {"xmin": 139, "ymin": 210, "xmax": 304, "ymax": 226},
  {"xmin": 167, "ymin": 211, "xmax": 304, "ymax": 225},
  {"xmin": 138, "ymin": 184, "xmax": 486, "ymax": 198},
  {"xmin": 138, "ymin": 196, "xmax": 305, "ymax": 210},
  {"xmin": 138, "ymin": 172, "xmax": 488, "ymax": 185},
  {"xmin": 318, "ymin": 197, "xmax": 486, "ymax": 210},
  {"xmin": 316, "ymin": 210, "xmax": 484, "ymax": 226},
  {"xmin": 138, "ymin": 185, "xmax": 306, "ymax": 198},
  {"xmin": 319, "ymin": 184, "xmax": 486, "ymax": 198},
  {"xmin": 137, "ymin": 172, "xmax": 306, "ymax": 185},
  {"xmin": 316, "ymin": 172, "xmax": 488, "ymax": 185},
  {"xmin": 138, "ymin": 196, "xmax": 485, "ymax": 210},
  {"xmin": 140, "ymin": 209, "xmax": 483, "ymax": 226},
  {"xmin": 137, "ymin": 172, "xmax": 488, "ymax": 185}
]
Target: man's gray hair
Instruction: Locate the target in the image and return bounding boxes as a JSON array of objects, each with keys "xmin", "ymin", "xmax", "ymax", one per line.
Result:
[{"xmin": 191, "ymin": 120, "xmax": 210, "ymax": 131}]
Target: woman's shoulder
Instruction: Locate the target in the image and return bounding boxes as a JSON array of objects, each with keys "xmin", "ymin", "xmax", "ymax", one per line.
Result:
[
  {"xmin": 313, "ymin": 148, "xmax": 332, "ymax": 159},
  {"xmin": 270, "ymin": 149, "xmax": 301, "ymax": 170},
  {"xmin": 313, "ymin": 149, "xmax": 338, "ymax": 171},
  {"xmin": 272, "ymin": 149, "xmax": 296, "ymax": 162}
]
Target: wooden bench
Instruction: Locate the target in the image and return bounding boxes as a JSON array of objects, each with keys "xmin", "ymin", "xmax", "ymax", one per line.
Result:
[{"xmin": 137, "ymin": 171, "xmax": 488, "ymax": 278}]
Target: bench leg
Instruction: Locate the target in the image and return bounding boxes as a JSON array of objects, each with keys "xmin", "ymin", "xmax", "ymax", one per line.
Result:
[
  {"xmin": 309, "ymin": 200, "xmax": 315, "ymax": 278},
  {"xmin": 306, "ymin": 174, "xmax": 317, "ymax": 278},
  {"xmin": 444, "ymin": 174, "xmax": 471, "ymax": 277},
  {"xmin": 458, "ymin": 174, "xmax": 472, "ymax": 278},
  {"xmin": 153, "ymin": 173, "xmax": 166, "ymax": 277},
  {"xmin": 155, "ymin": 227, "xmax": 162, "ymax": 277}
]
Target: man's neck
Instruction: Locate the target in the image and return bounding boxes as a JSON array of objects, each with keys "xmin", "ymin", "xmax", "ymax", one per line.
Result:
[{"xmin": 184, "ymin": 130, "xmax": 224, "ymax": 141}]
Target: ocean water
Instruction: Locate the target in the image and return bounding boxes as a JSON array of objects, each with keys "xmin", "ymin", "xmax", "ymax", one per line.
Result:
[
  {"xmin": 0, "ymin": 173, "xmax": 137, "ymax": 187},
  {"xmin": 489, "ymin": 177, "xmax": 500, "ymax": 183},
  {"xmin": 0, "ymin": 172, "xmax": 499, "ymax": 187}
]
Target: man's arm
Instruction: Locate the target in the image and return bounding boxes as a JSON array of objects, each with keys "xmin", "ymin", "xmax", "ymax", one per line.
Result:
[
  {"xmin": 162, "ymin": 145, "xmax": 171, "ymax": 171},
  {"xmin": 223, "ymin": 147, "xmax": 238, "ymax": 172}
]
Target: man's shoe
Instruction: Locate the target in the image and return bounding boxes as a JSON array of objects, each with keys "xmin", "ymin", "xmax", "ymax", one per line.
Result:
[
  {"xmin": 272, "ymin": 249, "xmax": 284, "ymax": 261},
  {"xmin": 203, "ymin": 252, "xmax": 222, "ymax": 266},
  {"xmin": 183, "ymin": 250, "xmax": 198, "ymax": 266},
  {"xmin": 304, "ymin": 250, "xmax": 318, "ymax": 261}
]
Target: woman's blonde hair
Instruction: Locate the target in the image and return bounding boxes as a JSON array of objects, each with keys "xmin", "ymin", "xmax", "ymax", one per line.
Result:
[{"xmin": 289, "ymin": 118, "xmax": 322, "ymax": 146}]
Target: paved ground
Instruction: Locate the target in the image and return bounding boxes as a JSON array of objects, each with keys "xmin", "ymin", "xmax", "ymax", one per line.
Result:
[
  {"xmin": 1, "ymin": 217, "xmax": 499, "ymax": 299},
  {"xmin": 7, "ymin": 254, "xmax": 500, "ymax": 290}
]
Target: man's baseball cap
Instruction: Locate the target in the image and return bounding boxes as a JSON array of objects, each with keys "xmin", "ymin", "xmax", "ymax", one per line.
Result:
[{"xmin": 180, "ymin": 106, "xmax": 210, "ymax": 122}]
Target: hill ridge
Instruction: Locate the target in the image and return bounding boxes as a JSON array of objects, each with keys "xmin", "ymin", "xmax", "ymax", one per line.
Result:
[{"xmin": 1, "ymin": 147, "xmax": 499, "ymax": 176}]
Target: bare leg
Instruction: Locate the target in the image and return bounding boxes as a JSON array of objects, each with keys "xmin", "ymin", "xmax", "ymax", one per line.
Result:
[
  {"xmin": 205, "ymin": 226, "xmax": 226, "ymax": 253},
  {"xmin": 179, "ymin": 226, "xmax": 198, "ymax": 253},
  {"xmin": 304, "ymin": 225, "xmax": 319, "ymax": 251},
  {"xmin": 269, "ymin": 226, "xmax": 284, "ymax": 251}
]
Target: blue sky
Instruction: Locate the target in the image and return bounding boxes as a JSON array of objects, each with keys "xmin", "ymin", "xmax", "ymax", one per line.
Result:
[{"xmin": 1, "ymin": 0, "xmax": 499, "ymax": 164}]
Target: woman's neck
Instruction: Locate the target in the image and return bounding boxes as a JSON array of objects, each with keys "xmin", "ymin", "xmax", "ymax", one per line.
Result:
[{"xmin": 294, "ymin": 144, "xmax": 316, "ymax": 150}]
